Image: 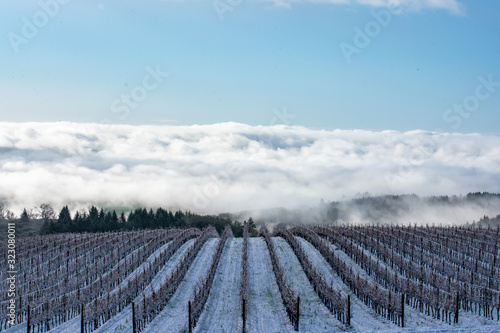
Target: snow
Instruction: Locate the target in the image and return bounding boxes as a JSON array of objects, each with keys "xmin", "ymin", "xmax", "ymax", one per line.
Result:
[
  {"xmin": 38, "ymin": 239, "xmax": 177, "ymax": 333},
  {"xmin": 193, "ymin": 238, "xmax": 243, "ymax": 333},
  {"xmin": 296, "ymin": 236, "xmax": 396, "ymax": 332},
  {"xmin": 110, "ymin": 239, "xmax": 174, "ymax": 296},
  {"xmin": 246, "ymin": 237, "xmax": 295, "ymax": 333},
  {"xmin": 4, "ymin": 234, "xmax": 499, "ymax": 333},
  {"xmin": 272, "ymin": 236, "xmax": 345, "ymax": 332},
  {"xmin": 93, "ymin": 239, "xmax": 196, "ymax": 333},
  {"xmin": 141, "ymin": 238, "xmax": 219, "ymax": 333},
  {"xmin": 320, "ymin": 236, "xmax": 500, "ymax": 332}
]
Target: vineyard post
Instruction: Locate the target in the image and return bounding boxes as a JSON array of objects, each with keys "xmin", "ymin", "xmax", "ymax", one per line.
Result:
[
  {"xmin": 295, "ymin": 296, "xmax": 300, "ymax": 331},
  {"xmin": 26, "ymin": 305, "xmax": 30, "ymax": 333},
  {"xmin": 188, "ymin": 301, "xmax": 192, "ymax": 333},
  {"xmin": 455, "ymin": 291, "xmax": 459, "ymax": 324},
  {"xmin": 401, "ymin": 294, "xmax": 405, "ymax": 328},
  {"xmin": 132, "ymin": 302, "xmax": 137, "ymax": 333},
  {"xmin": 242, "ymin": 299, "xmax": 246, "ymax": 333},
  {"xmin": 347, "ymin": 295, "xmax": 351, "ymax": 327},
  {"xmin": 80, "ymin": 304, "xmax": 84, "ymax": 333}
]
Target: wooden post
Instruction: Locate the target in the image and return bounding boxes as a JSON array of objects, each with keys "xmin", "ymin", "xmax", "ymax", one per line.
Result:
[
  {"xmin": 242, "ymin": 299, "xmax": 246, "ymax": 333},
  {"xmin": 346, "ymin": 295, "xmax": 351, "ymax": 327},
  {"xmin": 295, "ymin": 296, "xmax": 300, "ymax": 331},
  {"xmin": 188, "ymin": 301, "xmax": 192, "ymax": 333},
  {"xmin": 401, "ymin": 294, "xmax": 405, "ymax": 328},
  {"xmin": 26, "ymin": 305, "xmax": 30, "ymax": 333},
  {"xmin": 455, "ymin": 291, "xmax": 459, "ymax": 324},
  {"xmin": 80, "ymin": 304, "xmax": 84, "ymax": 333},
  {"xmin": 132, "ymin": 302, "xmax": 137, "ymax": 333}
]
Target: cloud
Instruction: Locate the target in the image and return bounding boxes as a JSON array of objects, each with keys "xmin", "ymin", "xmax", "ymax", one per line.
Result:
[
  {"xmin": 266, "ymin": 0, "xmax": 465, "ymax": 14},
  {"xmin": 0, "ymin": 122, "xmax": 498, "ymax": 216}
]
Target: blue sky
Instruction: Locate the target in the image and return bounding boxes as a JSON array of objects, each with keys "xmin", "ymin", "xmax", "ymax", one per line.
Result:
[{"xmin": 1, "ymin": 0, "xmax": 499, "ymax": 133}]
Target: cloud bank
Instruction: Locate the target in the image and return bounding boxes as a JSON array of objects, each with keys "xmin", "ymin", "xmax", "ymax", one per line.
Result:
[
  {"xmin": 0, "ymin": 122, "xmax": 498, "ymax": 216},
  {"xmin": 266, "ymin": 0, "xmax": 464, "ymax": 14}
]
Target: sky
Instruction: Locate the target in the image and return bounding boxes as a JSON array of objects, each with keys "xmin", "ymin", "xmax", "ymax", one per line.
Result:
[
  {"xmin": 0, "ymin": 1, "xmax": 499, "ymax": 216},
  {"xmin": 0, "ymin": 0, "xmax": 499, "ymax": 133}
]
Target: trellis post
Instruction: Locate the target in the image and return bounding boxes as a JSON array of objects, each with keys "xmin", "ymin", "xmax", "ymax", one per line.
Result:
[
  {"xmin": 242, "ymin": 299, "xmax": 246, "ymax": 332},
  {"xmin": 132, "ymin": 302, "xmax": 137, "ymax": 333},
  {"xmin": 295, "ymin": 296, "xmax": 300, "ymax": 331},
  {"xmin": 188, "ymin": 301, "xmax": 192, "ymax": 333},
  {"xmin": 80, "ymin": 304, "xmax": 84, "ymax": 333},
  {"xmin": 347, "ymin": 295, "xmax": 351, "ymax": 327},
  {"xmin": 26, "ymin": 305, "xmax": 30, "ymax": 333},
  {"xmin": 401, "ymin": 294, "xmax": 405, "ymax": 328}
]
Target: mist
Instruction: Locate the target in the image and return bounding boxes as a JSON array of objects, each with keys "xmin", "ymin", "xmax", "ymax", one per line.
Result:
[{"xmin": 0, "ymin": 122, "xmax": 499, "ymax": 219}]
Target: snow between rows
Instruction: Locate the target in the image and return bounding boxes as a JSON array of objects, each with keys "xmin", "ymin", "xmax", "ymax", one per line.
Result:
[
  {"xmin": 272, "ymin": 237, "xmax": 344, "ymax": 332},
  {"xmin": 246, "ymin": 238, "xmax": 294, "ymax": 333},
  {"xmin": 193, "ymin": 238, "xmax": 242, "ymax": 333},
  {"xmin": 94, "ymin": 239, "xmax": 196, "ymax": 333},
  {"xmin": 141, "ymin": 238, "xmax": 219, "ymax": 333},
  {"xmin": 296, "ymin": 236, "xmax": 396, "ymax": 332}
]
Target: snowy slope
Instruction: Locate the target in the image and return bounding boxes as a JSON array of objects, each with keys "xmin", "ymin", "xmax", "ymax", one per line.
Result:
[
  {"xmin": 246, "ymin": 237, "xmax": 295, "ymax": 333},
  {"xmin": 272, "ymin": 237, "xmax": 345, "ymax": 332},
  {"xmin": 322, "ymin": 236, "xmax": 446, "ymax": 330},
  {"xmin": 141, "ymin": 238, "xmax": 219, "ymax": 333},
  {"xmin": 320, "ymin": 237, "xmax": 499, "ymax": 332},
  {"xmin": 193, "ymin": 238, "xmax": 243, "ymax": 333},
  {"xmin": 4, "ymin": 240, "xmax": 175, "ymax": 333},
  {"xmin": 6, "ymin": 234, "xmax": 500, "ymax": 333},
  {"xmin": 94, "ymin": 239, "xmax": 196, "ymax": 333},
  {"xmin": 296, "ymin": 236, "xmax": 396, "ymax": 332},
  {"xmin": 41, "ymin": 240, "xmax": 176, "ymax": 333}
]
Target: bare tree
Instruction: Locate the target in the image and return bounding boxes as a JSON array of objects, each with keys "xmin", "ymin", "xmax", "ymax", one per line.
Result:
[
  {"xmin": 0, "ymin": 204, "xmax": 16, "ymax": 220},
  {"xmin": 38, "ymin": 203, "xmax": 55, "ymax": 222},
  {"xmin": 29, "ymin": 207, "xmax": 41, "ymax": 220}
]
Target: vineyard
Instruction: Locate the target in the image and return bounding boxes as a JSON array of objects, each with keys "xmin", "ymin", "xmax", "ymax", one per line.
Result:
[{"xmin": 1, "ymin": 224, "xmax": 499, "ymax": 333}]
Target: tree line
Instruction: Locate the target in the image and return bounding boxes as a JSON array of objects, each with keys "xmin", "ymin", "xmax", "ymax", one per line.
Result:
[{"xmin": 9, "ymin": 204, "xmax": 256, "ymax": 237}]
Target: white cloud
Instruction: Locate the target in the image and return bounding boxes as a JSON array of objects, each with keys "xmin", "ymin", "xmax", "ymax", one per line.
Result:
[
  {"xmin": 266, "ymin": 0, "xmax": 465, "ymax": 14},
  {"xmin": 0, "ymin": 122, "xmax": 498, "ymax": 215}
]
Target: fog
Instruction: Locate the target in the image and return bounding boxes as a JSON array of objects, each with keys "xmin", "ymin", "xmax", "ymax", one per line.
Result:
[
  {"xmin": 0, "ymin": 122, "xmax": 499, "ymax": 223},
  {"xmin": 233, "ymin": 194, "xmax": 500, "ymax": 229}
]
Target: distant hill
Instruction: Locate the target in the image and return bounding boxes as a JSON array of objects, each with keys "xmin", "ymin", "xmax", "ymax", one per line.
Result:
[{"xmin": 234, "ymin": 192, "xmax": 500, "ymax": 228}]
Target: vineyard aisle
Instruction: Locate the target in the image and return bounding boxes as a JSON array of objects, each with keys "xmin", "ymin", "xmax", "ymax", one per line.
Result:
[
  {"xmin": 321, "ymin": 236, "xmax": 446, "ymax": 330},
  {"xmin": 94, "ymin": 239, "xmax": 196, "ymax": 333},
  {"xmin": 334, "ymin": 234, "xmax": 500, "ymax": 330},
  {"xmin": 246, "ymin": 237, "xmax": 294, "ymax": 333},
  {"xmin": 141, "ymin": 238, "xmax": 219, "ymax": 333},
  {"xmin": 193, "ymin": 238, "xmax": 243, "ymax": 333},
  {"xmin": 296, "ymin": 236, "xmax": 396, "ymax": 331},
  {"xmin": 12, "ymin": 239, "xmax": 177, "ymax": 333},
  {"xmin": 272, "ymin": 237, "xmax": 344, "ymax": 332}
]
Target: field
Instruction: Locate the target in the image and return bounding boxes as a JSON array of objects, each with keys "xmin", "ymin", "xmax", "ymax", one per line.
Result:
[{"xmin": 1, "ymin": 224, "xmax": 499, "ymax": 333}]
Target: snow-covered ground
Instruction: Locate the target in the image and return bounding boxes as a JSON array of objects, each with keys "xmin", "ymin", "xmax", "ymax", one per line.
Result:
[
  {"xmin": 320, "ymin": 236, "xmax": 500, "ymax": 332},
  {"xmin": 4, "ymin": 239, "xmax": 176, "ymax": 333},
  {"xmin": 246, "ymin": 237, "xmax": 295, "ymax": 333},
  {"xmin": 40, "ymin": 239, "xmax": 177, "ymax": 333},
  {"xmin": 272, "ymin": 237, "xmax": 345, "ymax": 332},
  {"xmin": 296, "ymin": 236, "xmax": 396, "ymax": 332},
  {"xmin": 193, "ymin": 238, "xmax": 243, "ymax": 333},
  {"xmin": 5, "ymin": 235, "xmax": 500, "ymax": 333},
  {"xmin": 94, "ymin": 239, "xmax": 196, "ymax": 333},
  {"xmin": 141, "ymin": 238, "xmax": 219, "ymax": 333}
]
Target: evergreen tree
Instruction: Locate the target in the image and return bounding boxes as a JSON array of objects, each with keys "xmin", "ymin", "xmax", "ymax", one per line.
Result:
[
  {"xmin": 57, "ymin": 206, "xmax": 72, "ymax": 232},
  {"xmin": 110, "ymin": 211, "xmax": 119, "ymax": 231},
  {"xmin": 88, "ymin": 206, "xmax": 99, "ymax": 232},
  {"xmin": 20, "ymin": 208, "xmax": 30, "ymax": 222}
]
